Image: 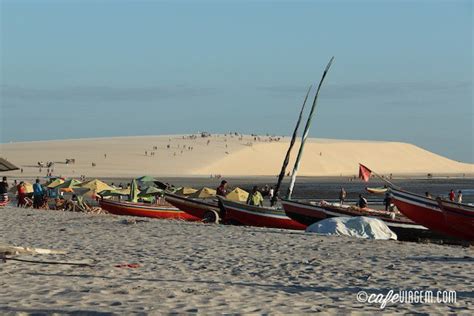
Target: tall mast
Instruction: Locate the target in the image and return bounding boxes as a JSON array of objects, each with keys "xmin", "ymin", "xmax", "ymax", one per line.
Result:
[
  {"xmin": 287, "ymin": 57, "xmax": 335, "ymax": 200},
  {"xmin": 271, "ymin": 85, "xmax": 312, "ymax": 206}
]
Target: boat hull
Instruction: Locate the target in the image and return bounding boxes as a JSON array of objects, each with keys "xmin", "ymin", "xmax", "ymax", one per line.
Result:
[
  {"xmin": 164, "ymin": 193, "xmax": 220, "ymax": 219},
  {"xmin": 437, "ymin": 199, "xmax": 474, "ymax": 240},
  {"xmin": 99, "ymin": 199, "xmax": 200, "ymax": 221},
  {"xmin": 219, "ymin": 198, "xmax": 306, "ymax": 230},
  {"xmin": 281, "ymin": 199, "xmax": 434, "ymax": 241},
  {"xmin": 391, "ymin": 188, "xmax": 470, "ymax": 240}
]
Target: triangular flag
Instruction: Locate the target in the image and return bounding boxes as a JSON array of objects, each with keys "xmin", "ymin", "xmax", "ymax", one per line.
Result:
[{"xmin": 359, "ymin": 163, "xmax": 372, "ymax": 182}]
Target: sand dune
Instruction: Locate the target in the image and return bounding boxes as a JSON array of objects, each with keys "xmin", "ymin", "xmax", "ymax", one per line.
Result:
[{"xmin": 1, "ymin": 134, "xmax": 472, "ymax": 178}]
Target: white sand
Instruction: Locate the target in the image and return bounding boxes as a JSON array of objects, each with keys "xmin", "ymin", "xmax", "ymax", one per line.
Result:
[
  {"xmin": 1, "ymin": 134, "xmax": 473, "ymax": 178},
  {"xmin": 1, "ymin": 207, "xmax": 473, "ymax": 314}
]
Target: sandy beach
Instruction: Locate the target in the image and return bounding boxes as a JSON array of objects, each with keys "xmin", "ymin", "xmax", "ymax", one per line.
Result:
[
  {"xmin": 1, "ymin": 206, "xmax": 473, "ymax": 314},
  {"xmin": 1, "ymin": 134, "xmax": 473, "ymax": 179}
]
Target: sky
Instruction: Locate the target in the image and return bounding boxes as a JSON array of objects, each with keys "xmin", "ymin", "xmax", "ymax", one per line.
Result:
[{"xmin": 0, "ymin": 0, "xmax": 473, "ymax": 162}]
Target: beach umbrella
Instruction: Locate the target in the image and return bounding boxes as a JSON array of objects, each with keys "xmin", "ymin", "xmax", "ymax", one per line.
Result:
[
  {"xmin": 46, "ymin": 178, "xmax": 65, "ymax": 189},
  {"xmin": 138, "ymin": 186, "xmax": 163, "ymax": 197},
  {"xmin": 9, "ymin": 182, "xmax": 34, "ymax": 194},
  {"xmin": 226, "ymin": 187, "xmax": 249, "ymax": 202},
  {"xmin": 79, "ymin": 179, "xmax": 113, "ymax": 192},
  {"xmin": 130, "ymin": 179, "xmax": 138, "ymax": 202},
  {"xmin": 174, "ymin": 187, "xmax": 198, "ymax": 196},
  {"xmin": 55, "ymin": 179, "xmax": 82, "ymax": 190},
  {"xmin": 189, "ymin": 187, "xmax": 216, "ymax": 199}
]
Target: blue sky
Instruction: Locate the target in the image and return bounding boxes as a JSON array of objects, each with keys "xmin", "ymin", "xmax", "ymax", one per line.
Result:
[{"xmin": 1, "ymin": 0, "xmax": 472, "ymax": 162}]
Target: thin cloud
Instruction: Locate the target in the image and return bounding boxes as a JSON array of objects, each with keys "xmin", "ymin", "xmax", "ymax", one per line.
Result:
[{"xmin": 0, "ymin": 85, "xmax": 215, "ymax": 102}]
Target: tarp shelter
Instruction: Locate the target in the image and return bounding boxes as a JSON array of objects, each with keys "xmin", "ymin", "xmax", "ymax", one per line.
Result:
[
  {"xmin": 0, "ymin": 158, "xmax": 19, "ymax": 172},
  {"xmin": 305, "ymin": 217, "xmax": 397, "ymax": 240},
  {"xmin": 226, "ymin": 187, "xmax": 249, "ymax": 202},
  {"xmin": 189, "ymin": 187, "xmax": 216, "ymax": 199},
  {"xmin": 175, "ymin": 187, "xmax": 198, "ymax": 196}
]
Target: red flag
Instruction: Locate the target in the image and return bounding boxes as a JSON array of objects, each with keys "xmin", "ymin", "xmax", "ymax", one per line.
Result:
[{"xmin": 359, "ymin": 163, "xmax": 372, "ymax": 182}]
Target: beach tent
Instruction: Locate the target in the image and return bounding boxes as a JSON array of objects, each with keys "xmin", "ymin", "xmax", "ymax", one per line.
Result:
[
  {"xmin": 226, "ymin": 187, "xmax": 249, "ymax": 202},
  {"xmin": 47, "ymin": 178, "xmax": 65, "ymax": 189},
  {"xmin": 0, "ymin": 158, "xmax": 19, "ymax": 172},
  {"xmin": 138, "ymin": 186, "xmax": 163, "ymax": 197},
  {"xmin": 189, "ymin": 187, "xmax": 216, "ymax": 199},
  {"xmin": 175, "ymin": 187, "xmax": 198, "ymax": 196},
  {"xmin": 79, "ymin": 179, "xmax": 113, "ymax": 192}
]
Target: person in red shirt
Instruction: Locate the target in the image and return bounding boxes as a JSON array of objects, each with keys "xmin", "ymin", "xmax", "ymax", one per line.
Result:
[
  {"xmin": 448, "ymin": 189, "xmax": 455, "ymax": 201},
  {"xmin": 17, "ymin": 181, "xmax": 27, "ymax": 207}
]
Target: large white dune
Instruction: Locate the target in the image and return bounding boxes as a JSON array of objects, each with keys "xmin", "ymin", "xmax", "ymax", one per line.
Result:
[{"xmin": 1, "ymin": 134, "xmax": 473, "ymax": 178}]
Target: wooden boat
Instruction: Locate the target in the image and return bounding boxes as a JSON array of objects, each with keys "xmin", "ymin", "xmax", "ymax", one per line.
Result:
[
  {"xmin": 281, "ymin": 199, "xmax": 436, "ymax": 241},
  {"xmin": 218, "ymin": 197, "xmax": 306, "ymax": 230},
  {"xmin": 436, "ymin": 199, "xmax": 474, "ymax": 240},
  {"xmin": 99, "ymin": 198, "xmax": 200, "ymax": 221},
  {"xmin": 164, "ymin": 193, "xmax": 221, "ymax": 222},
  {"xmin": 390, "ymin": 187, "xmax": 471, "ymax": 240},
  {"xmin": 366, "ymin": 187, "xmax": 388, "ymax": 195}
]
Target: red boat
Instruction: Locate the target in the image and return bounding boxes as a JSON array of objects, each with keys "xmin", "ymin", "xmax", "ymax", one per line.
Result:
[
  {"xmin": 99, "ymin": 198, "xmax": 200, "ymax": 221},
  {"xmin": 164, "ymin": 193, "xmax": 221, "ymax": 222},
  {"xmin": 281, "ymin": 199, "xmax": 431, "ymax": 241},
  {"xmin": 437, "ymin": 199, "xmax": 474, "ymax": 240},
  {"xmin": 218, "ymin": 197, "xmax": 306, "ymax": 230},
  {"xmin": 390, "ymin": 187, "xmax": 471, "ymax": 240}
]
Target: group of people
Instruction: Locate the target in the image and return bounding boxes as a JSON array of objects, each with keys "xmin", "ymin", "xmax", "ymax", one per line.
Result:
[
  {"xmin": 448, "ymin": 189, "xmax": 463, "ymax": 203},
  {"xmin": 0, "ymin": 177, "xmax": 45, "ymax": 208}
]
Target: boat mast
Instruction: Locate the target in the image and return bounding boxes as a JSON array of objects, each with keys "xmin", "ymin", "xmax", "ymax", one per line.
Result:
[
  {"xmin": 271, "ymin": 85, "xmax": 312, "ymax": 206},
  {"xmin": 287, "ymin": 57, "xmax": 335, "ymax": 200}
]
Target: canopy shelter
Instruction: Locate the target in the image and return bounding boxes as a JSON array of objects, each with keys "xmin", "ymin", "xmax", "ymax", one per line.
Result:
[
  {"xmin": 138, "ymin": 186, "xmax": 163, "ymax": 197},
  {"xmin": 189, "ymin": 187, "xmax": 216, "ymax": 199},
  {"xmin": 174, "ymin": 187, "xmax": 198, "ymax": 196},
  {"xmin": 0, "ymin": 158, "xmax": 19, "ymax": 172},
  {"xmin": 226, "ymin": 187, "xmax": 249, "ymax": 202}
]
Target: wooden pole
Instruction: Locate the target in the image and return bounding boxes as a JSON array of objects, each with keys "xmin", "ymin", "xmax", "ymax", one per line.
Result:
[
  {"xmin": 271, "ymin": 85, "xmax": 312, "ymax": 206},
  {"xmin": 287, "ymin": 57, "xmax": 335, "ymax": 200}
]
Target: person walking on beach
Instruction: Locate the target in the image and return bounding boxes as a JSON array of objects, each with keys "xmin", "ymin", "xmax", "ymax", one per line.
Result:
[
  {"xmin": 457, "ymin": 190, "xmax": 463, "ymax": 203},
  {"xmin": 216, "ymin": 180, "xmax": 228, "ymax": 197},
  {"xmin": 247, "ymin": 186, "xmax": 264, "ymax": 207},
  {"xmin": 33, "ymin": 179, "xmax": 44, "ymax": 209},
  {"xmin": 339, "ymin": 187, "xmax": 346, "ymax": 205},
  {"xmin": 0, "ymin": 176, "xmax": 9, "ymax": 203},
  {"xmin": 448, "ymin": 189, "xmax": 455, "ymax": 201},
  {"xmin": 384, "ymin": 191, "xmax": 392, "ymax": 211}
]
